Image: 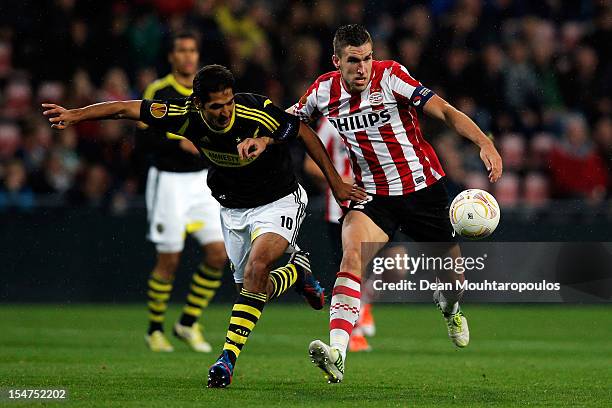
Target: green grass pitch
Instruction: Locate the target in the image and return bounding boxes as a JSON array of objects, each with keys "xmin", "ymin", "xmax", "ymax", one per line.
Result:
[{"xmin": 1, "ymin": 304, "xmax": 610, "ymax": 407}]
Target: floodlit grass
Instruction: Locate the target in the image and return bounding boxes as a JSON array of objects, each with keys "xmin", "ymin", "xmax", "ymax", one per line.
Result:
[{"xmin": 1, "ymin": 304, "xmax": 610, "ymax": 407}]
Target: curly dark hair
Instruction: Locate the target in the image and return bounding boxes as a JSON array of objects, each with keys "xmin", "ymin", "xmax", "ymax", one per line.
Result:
[
  {"xmin": 333, "ymin": 24, "xmax": 372, "ymax": 57},
  {"xmin": 192, "ymin": 64, "xmax": 235, "ymax": 102}
]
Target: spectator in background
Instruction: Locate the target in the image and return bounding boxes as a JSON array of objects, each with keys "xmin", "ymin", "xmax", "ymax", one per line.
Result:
[
  {"xmin": 584, "ymin": 2, "xmax": 611, "ymax": 67},
  {"xmin": 530, "ymin": 20, "xmax": 563, "ymax": 111},
  {"xmin": 592, "ymin": 117, "xmax": 612, "ymax": 197},
  {"xmin": 0, "ymin": 40, "xmax": 13, "ymax": 80},
  {"xmin": 559, "ymin": 45, "xmax": 603, "ymax": 120},
  {"xmin": 523, "ymin": 172, "xmax": 550, "ymax": 209},
  {"xmin": 133, "ymin": 67, "xmax": 158, "ymax": 98},
  {"xmin": 439, "ymin": 46, "xmax": 473, "ymax": 102},
  {"xmin": 98, "ymin": 67, "xmax": 131, "ymax": 102},
  {"xmin": 548, "ymin": 114, "xmax": 608, "ymax": 202},
  {"xmin": 67, "ymin": 163, "xmax": 111, "ymax": 208},
  {"xmin": 396, "ymin": 37, "xmax": 424, "ymax": 75},
  {"xmin": 54, "ymin": 128, "xmax": 80, "ymax": 178},
  {"xmin": 188, "ymin": 0, "xmax": 229, "ymax": 67},
  {"xmin": 528, "ymin": 132, "xmax": 555, "ymax": 172},
  {"xmin": 16, "ymin": 119, "xmax": 52, "ymax": 173},
  {"xmin": 310, "ymin": 0, "xmax": 338, "ymax": 63},
  {"xmin": 0, "ymin": 159, "xmax": 34, "ymax": 212},
  {"xmin": 474, "ymin": 44, "xmax": 507, "ymax": 120},
  {"xmin": 504, "ymin": 40, "xmax": 540, "ymax": 112},
  {"xmin": 3, "ymin": 76, "xmax": 32, "ymax": 119},
  {"xmin": 30, "ymin": 127, "xmax": 80, "ymax": 196},
  {"xmin": 67, "ymin": 18, "xmax": 96, "ymax": 78},
  {"xmin": 0, "ymin": 123, "xmax": 20, "ymax": 161},
  {"xmin": 215, "ymin": 0, "xmax": 266, "ymax": 61},
  {"xmin": 67, "ymin": 69, "xmax": 96, "ymax": 107},
  {"xmin": 283, "ymin": 36, "xmax": 322, "ymax": 95},
  {"xmin": 30, "ymin": 150, "xmax": 74, "ymax": 195},
  {"xmin": 0, "ymin": 0, "xmax": 610, "ymax": 210},
  {"xmin": 67, "ymin": 69, "xmax": 100, "ymax": 144},
  {"xmin": 126, "ymin": 4, "xmax": 163, "ymax": 73},
  {"xmin": 493, "ymin": 172, "xmax": 520, "ymax": 209},
  {"xmin": 499, "ymin": 133, "xmax": 526, "ymax": 172}
]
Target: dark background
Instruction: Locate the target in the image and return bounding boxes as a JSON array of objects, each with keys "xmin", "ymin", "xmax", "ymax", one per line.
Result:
[{"xmin": 0, "ymin": 0, "xmax": 610, "ymax": 302}]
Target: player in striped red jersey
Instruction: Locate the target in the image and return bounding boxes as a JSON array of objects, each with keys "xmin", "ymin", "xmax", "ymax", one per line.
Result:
[
  {"xmin": 290, "ymin": 24, "xmax": 502, "ymax": 383},
  {"xmin": 304, "ymin": 117, "xmax": 386, "ymax": 353}
]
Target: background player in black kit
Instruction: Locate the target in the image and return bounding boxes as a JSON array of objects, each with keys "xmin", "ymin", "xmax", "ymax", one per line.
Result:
[
  {"xmin": 137, "ymin": 32, "xmax": 227, "ymax": 354},
  {"xmin": 42, "ymin": 64, "xmax": 367, "ymax": 388}
]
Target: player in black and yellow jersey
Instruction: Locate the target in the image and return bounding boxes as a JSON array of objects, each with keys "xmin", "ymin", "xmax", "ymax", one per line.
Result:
[
  {"xmin": 42, "ymin": 64, "xmax": 367, "ymax": 388},
  {"xmin": 137, "ymin": 32, "xmax": 227, "ymax": 353}
]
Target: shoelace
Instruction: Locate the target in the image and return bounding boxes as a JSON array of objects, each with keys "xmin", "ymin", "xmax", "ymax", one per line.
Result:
[
  {"xmin": 334, "ymin": 353, "xmax": 344, "ymax": 372},
  {"xmin": 448, "ymin": 312, "xmax": 464, "ymax": 333}
]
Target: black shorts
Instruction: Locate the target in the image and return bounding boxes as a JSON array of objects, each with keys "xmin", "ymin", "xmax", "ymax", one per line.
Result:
[{"xmin": 345, "ymin": 179, "xmax": 455, "ymax": 242}]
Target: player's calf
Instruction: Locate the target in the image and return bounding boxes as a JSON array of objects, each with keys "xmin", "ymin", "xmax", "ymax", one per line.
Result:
[
  {"xmin": 178, "ymin": 262, "xmax": 223, "ymax": 330},
  {"xmin": 329, "ymin": 272, "xmax": 361, "ymax": 361},
  {"xmin": 207, "ymin": 289, "xmax": 267, "ymax": 388}
]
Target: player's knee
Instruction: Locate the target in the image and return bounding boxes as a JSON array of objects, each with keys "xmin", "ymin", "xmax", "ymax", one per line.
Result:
[
  {"xmin": 340, "ymin": 247, "xmax": 362, "ymax": 274},
  {"xmin": 155, "ymin": 253, "xmax": 181, "ymax": 279},
  {"xmin": 245, "ymin": 258, "xmax": 270, "ymax": 278},
  {"xmin": 244, "ymin": 258, "xmax": 272, "ymax": 292}
]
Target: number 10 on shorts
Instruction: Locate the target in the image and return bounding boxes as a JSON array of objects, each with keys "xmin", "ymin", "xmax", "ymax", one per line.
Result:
[{"xmin": 280, "ymin": 216, "xmax": 293, "ymax": 230}]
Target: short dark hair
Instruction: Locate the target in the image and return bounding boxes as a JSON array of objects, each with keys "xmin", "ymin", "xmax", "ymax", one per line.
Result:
[
  {"xmin": 333, "ymin": 24, "xmax": 372, "ymax": 56},
  {"xmin": 193, "ymin": 64, "xmax": 235, "ymax": 102},
  {"xmin": 169, "ymin": 31, "xmax": 199, "ymax": 53}
]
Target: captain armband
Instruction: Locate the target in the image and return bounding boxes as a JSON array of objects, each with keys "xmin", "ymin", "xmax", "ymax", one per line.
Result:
[{"xmin": 410, "ymin": 86, "xmax": 435, "ymax": 111}]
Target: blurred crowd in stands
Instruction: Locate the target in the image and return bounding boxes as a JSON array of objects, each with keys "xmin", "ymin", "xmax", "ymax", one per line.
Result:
[{"xmin": 0, "ymin": 0, "xmax": 610, "ymax": 213}]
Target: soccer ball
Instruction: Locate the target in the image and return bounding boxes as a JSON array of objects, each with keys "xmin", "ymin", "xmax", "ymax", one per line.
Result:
[{"xmin": 449, "ymin": 189, "xmax": 500, "ymax": 239}]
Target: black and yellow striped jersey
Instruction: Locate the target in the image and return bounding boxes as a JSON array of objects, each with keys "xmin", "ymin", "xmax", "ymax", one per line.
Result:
[
  {"xmin": 137, "ymin": 74, "xmax": 207, "ymax": 173},
  {"xmin": 139, "ymin": 93, "xmax": 301, "ymax": 208}
]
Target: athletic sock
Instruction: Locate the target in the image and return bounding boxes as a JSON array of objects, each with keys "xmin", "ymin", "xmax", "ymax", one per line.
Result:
[
  {"xmin": 437, "ymin": 278, "xmax": 464, "ymax": 315},
  {"xmin": 268, "ymin": 265, "xmax": 298, "ymax": 299},
  {"xmin": 179, "ymin": 263, "xmax": 223, "ymax": 327},
  {"xmin": 146, "ymin": 272, "xmax": 173, "ymax": 334},
  {"xmin": 329, "ymin": 272, "xmax": 361, "ymax": 360},
  {"xmin": 222, "ymin": 289, "xmax": 267, "ymax": 365},
  {"xmin": 438, "ymin": 290, "xmax": 461, "ymax": 315}
]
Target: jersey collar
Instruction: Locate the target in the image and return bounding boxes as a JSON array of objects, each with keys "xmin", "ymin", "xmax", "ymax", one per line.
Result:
[{"xmin": 167, "ymin": 74, "xmax": 193, "ymax": 96}]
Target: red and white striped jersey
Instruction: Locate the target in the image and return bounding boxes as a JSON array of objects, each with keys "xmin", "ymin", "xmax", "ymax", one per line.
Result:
[
  {"xmin": 316, "ymin": 117, "xmax": 352, "ymax": 224},
  {"xmin": 292, "ymin": 60, "xmax": 445, "ymax": 196}
]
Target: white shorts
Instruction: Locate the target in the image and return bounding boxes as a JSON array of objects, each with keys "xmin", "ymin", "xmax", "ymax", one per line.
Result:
[
  {"xmin": 145, "ymin": 167, "xmax": 224, "ymax": 253},
  {"xmin": 221, "ymin": 185, "xmax": 308, "ymax": 283}
]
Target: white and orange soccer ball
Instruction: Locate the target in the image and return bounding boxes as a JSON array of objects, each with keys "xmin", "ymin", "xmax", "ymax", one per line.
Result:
[{"xmin": 449, "ymin": 189, "xmax": 500, "ymax": 239}]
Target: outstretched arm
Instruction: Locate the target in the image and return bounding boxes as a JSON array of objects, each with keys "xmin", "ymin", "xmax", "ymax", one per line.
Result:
[
  {"xmin": 42, "ymin": 101, "xmax": 142, "ymax": 130},
  {"xmin": 298, "ymin": 122, "xmax": 367, "ymax": 202},
  {"xmin": 423, "ymin": 95, "xmax": 503, "ymax": 183}
]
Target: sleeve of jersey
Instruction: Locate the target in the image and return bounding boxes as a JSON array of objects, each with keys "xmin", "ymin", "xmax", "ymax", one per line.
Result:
[
  {"xmin": 388, "ymin": 64, "xmax": 435, "ymax": 111},
  {"xmin": 261, "ymin": 100, "xmax": 300, "ymax": 142},
  {"xmin": 290, "ymin": 81, "xmax": 321, "ymax": 123},
  {"xmin": 139, "ymin": 98, "xmax": 191, "ymax": 134}
]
